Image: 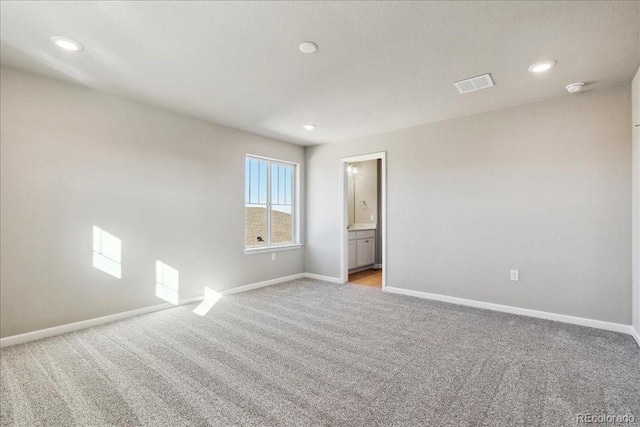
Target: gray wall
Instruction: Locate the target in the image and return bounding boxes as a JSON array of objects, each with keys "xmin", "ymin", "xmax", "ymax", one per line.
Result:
[
  {"xmin": 306, "ymin": 85, "xmax": 632, "ymax": 324},
  {"xmin": 0, "ymin": 68, "xmax": 305, "ymax": 337}
]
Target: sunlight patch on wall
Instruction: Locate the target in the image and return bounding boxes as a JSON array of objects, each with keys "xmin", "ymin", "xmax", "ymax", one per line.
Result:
[
  {"xmin": 193, "ymin": 287, "xmax": 222, "ymax": 316},
  {"xmin": 156, "ymin": 260, "xmax": 179, "ymax": 305},
  {"xmin": 92, "ymin": 226, "xmax": 121, "ymax": 278}
]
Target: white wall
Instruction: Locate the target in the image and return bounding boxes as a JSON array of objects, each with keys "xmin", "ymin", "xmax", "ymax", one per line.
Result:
[
  {"xmin": 306, "ymin": 85, "xmax": 632, "ymax": 324},
  {"xmin": 632, "ymin": 67, "xmax": 640, "ymax": 336},
  {"xmin": 0, "ymin": 68, "xmax": 305, "ymax": 338}
]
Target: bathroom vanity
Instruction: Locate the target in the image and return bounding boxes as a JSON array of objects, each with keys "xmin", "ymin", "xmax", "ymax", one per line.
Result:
[{"xmin": 348, "ymin": 228, "xmax": 376, "ymax": 271}]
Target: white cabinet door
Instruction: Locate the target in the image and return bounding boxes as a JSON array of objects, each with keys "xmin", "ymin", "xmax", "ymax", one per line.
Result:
[
  {"xmin": 356, "ymin": 238, "xmax": 375, "ymax": 267},
  {"xmin": 348, "ymin": 240, "xmax": 357, "ymax": 270}
]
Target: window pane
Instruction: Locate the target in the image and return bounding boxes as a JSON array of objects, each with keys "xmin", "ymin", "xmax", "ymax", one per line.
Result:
[
  {"xmin": 246, "ymin": 157, "xmax": 269, "ymax": 248},
  {"xmin": 279, "ymin": 166, "xmax": 285, "ymax": 205},
  {"xmin": 245, "ymin": 158, "xmax": 250, "ymax": 203},
  {"xmin": 285, "ymin": 167, "xmax": 292, "ymax": 205},
  {"xmin": 259, "ymin": 161, "xmax": 267, "ymax": 204},
  {"xmin": 271, "ymin": 205, "xmax": 292, "ymax": 244},
  {"xmin": 248, "ymin": 158, "xmax": 267, "ymax": 204},
  {"xmin": 271, "ymin": 164, "xmax": 279, "ymax": 204},
  {"xmin": 247, "ymin": 158, "xmax": 253, "ymax": 203},
  {"xmin": 271, "ymin": 163, "xmax": 294, "ymax": 245},
  {"xmin": 245, "ymin": 204, "xmax": 268, "ymax": 247}
]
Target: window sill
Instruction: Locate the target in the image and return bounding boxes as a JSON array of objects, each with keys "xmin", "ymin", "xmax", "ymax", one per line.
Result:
[{"xmin": 244, "ymin": 244, "xmax": 303, "ymax": 255}]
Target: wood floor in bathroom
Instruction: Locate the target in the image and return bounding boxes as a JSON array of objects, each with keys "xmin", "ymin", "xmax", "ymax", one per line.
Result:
[{"xmin": 348, "ymin": 269, "xmax": 382, "ymax": 287}]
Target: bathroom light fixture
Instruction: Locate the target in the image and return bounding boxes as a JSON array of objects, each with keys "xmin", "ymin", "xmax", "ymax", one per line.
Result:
[
  {"xmin": 302, "ymin": 124, "xmax": 316, "ymax": 131},
  {"xmin": 50, "ymin": 36, "xmax": 83, "ymax": 51},
  {"xmin": 528, "ymin": 60, "xmax": 556, "ymax": 73},
  {"xmin": 565, "ymin": 82, "xmax": 584, "ymax": 93},
  {"xmin": 299, "ymin": 42, "xmax": 318, "ymax": 54}
]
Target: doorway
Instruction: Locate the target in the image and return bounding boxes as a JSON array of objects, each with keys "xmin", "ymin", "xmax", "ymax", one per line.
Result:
[{"xmin": 341, "ymin": 152, "xmax": 386, "ymax": 290}]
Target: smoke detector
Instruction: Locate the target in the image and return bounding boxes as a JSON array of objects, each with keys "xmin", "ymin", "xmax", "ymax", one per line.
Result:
[
  {"xmin": 565, "ymin": 82, "xmax": 584, "ymax": 93},
  {"xmin": 454, "ymin": 74, "xmax": 494, "ymax": 94},
  {"xmin": 299, "ymin": 42, "xmax": 318, "ymax": 54}
]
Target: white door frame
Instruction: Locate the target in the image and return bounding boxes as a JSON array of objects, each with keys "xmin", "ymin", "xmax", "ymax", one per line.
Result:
[{"xmin": 340, "ymin": 151, "xmax": 387, "ymax": 289}]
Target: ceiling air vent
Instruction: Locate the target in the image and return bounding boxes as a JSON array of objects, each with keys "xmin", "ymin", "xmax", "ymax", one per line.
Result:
[{"xmin": 454, "ymin": 74, "xmax": 494, "ymax": 94}]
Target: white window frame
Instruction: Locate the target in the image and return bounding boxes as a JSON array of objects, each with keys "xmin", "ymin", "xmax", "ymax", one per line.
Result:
[{"xmin": 244, "ymin": 154, "xmax": 301, "ymax": 254}]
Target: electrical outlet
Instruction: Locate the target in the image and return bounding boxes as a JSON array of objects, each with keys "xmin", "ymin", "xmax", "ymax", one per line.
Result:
[
  {"xmin": 510, "ymin": 270, "xmax": 519, "ymax": 282},
  {"xmin": 370, "ymin": 214, "xmax": 375, "ymax": 221},
  {"xmin": 272, "ymin": 253, "xmax": 276, "ymax": 262}
]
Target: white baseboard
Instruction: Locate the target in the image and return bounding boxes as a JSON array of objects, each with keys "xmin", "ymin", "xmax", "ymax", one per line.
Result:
[
  {"xmin": 0, "ymin": 297, "xmax": 195, "ymax": 348},
  {"xmin": 0, "ymin": 273, "xmax": 305, "ymax": 348},
  {"xmin": 385, "ymin": 286, "xmax": 635, "ymax": 338},
  {"xmin": 219, "ymin": 273, "xmax": 305, "ymax": 296},
  {"xmin": 304, "ymin": 272, "xmax": 344, "ymax": 284},
  {"xmin": 632, "ymin": 327, "xmax": 640, "ymax": 348},
  {"xmin": 5, "ymin": 276, "xmax": 636, "ymax": 349}
]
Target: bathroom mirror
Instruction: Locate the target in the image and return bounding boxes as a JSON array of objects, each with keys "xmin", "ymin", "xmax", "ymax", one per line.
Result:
[{"xmin": 347, "ymin": 159, "xmax": 378, "ymax": 228}]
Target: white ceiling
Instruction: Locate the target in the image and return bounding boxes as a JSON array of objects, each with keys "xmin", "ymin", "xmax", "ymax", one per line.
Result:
[{"xmin": 1, "ymin": 1, "xmax": 638, "ymax": 146}]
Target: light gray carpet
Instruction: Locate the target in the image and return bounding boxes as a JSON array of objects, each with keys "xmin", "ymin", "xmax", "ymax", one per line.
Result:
[{"xmin": 1, "ymin": 279, "xmax": 639, "ymax": 426}]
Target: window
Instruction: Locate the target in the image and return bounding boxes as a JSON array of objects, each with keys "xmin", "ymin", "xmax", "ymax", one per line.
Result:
[
  {"xmin": 245, "ymin": 155, "xmax": 298, "ymax": 250},
  {"xmin": 92, "ymin": 226, "xmax": 122, "ymax": 278},
  {"xmin": 156, "ymin": 260, "xmax": 179, "ymax": 305}
]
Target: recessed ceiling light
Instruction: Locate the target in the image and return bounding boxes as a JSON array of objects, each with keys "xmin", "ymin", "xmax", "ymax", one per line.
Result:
[
  {"xmin": 302, "ymin": 124, "xmax": 316, "ymax": 131},
  {"xmin": 565, "ymin": 82, "xmax": 584, "ymax": 93},
  {"xmin": 51, "ymin": 36, "xmax": 83, "ymax": 52},
  {"xmin": 299, "ymin": 42, "xmax": 318, "ymax": 54},
  {"xmin": 528, "ymin": 60, "xmax": 556, "ymax": 73}
]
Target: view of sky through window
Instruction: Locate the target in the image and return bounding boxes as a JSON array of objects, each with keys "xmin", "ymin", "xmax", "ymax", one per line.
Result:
[{"xmin": 245, "ymin": 158, "xmax": 292, "ymax": 213}]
